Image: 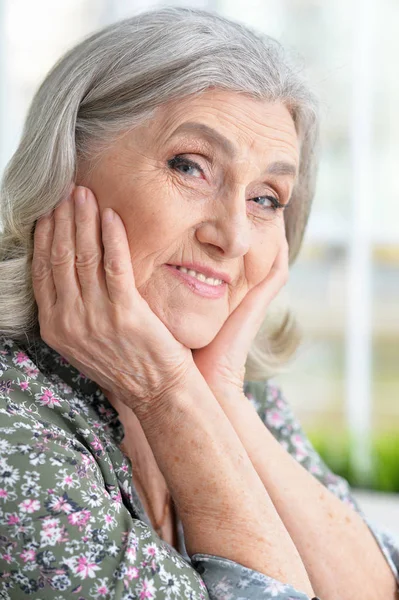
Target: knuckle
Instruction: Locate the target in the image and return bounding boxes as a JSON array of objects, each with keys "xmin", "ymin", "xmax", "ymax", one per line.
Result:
[
  {"xmin": 110, "ymin": 305, "xmax": 133, "ymax": 329},
  {"xmin": 75, "ymin": 251, "xmax": 101, "ymax": 270},
  {"xmin": 104, "ymin": 257, "xmax": 128, "ymax": 277},
  {"xmin": 60, "ymin": 317, "xmax": 76, "ymax": 339},
  {"xmin": 51, "ymin": 243, "xmax": 74, "ymax": 266},
  {"xmin": 77, "ymin": 206, "xmax": 96, "ymax": 225},
  {"xmin": 31, "ymin": 257, "xmax": 51, "ymax": 281}
]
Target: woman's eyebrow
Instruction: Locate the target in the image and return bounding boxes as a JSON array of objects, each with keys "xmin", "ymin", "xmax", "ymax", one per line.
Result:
[
  {"xmin": 266, "ymin": 160, "xmax": 297, "ymax": 178},
  {"xmin": 167, "ymin": 121, "xmax": 297, "ymax": 178},
  {"xmin": 167, "ymin": 121, "xmax": 236, "ymax": 158}
]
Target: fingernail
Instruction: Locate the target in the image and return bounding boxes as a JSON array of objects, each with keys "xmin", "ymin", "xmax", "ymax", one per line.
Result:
[
  {"xmin": 103, "ymin": 208, "xmax": 114, "ymax": 223},
  {"xmin": 75, "ymin": 186, "xmax": 87, "ymax": 204}
]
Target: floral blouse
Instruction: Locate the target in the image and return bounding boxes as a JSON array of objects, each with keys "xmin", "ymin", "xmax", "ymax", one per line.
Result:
[{"xmin": 0, "ymin": 335, "xmax": 398, "ymax": 600}]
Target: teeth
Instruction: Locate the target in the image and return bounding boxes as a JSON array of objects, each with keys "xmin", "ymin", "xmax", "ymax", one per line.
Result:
[{"xmin": 175, "ymin": 266, "xmax": 223, "ymax": 286}]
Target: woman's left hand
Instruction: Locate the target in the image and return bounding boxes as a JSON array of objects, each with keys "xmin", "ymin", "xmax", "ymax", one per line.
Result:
[{"xmin": 192, "ymin": 236, "xmax": 289, "ymax": 398}]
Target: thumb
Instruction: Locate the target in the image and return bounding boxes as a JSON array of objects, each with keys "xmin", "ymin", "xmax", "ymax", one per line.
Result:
[{"xmin": 210, "ymin": 240, "xmax": 289, "ymax": 358}]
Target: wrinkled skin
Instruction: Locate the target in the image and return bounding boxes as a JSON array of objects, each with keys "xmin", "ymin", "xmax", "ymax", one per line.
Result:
[
  {"xmin": 78, "ymin": 89, "xmax": 299, "ymax": 350},
  {"xmin": 33, "ymin": 88, "xmax": 299, "ymax": 410}
]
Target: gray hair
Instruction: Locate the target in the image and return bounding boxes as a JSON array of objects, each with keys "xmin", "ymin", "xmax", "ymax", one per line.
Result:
[{"xmin": 0, "ymin": 6, "xmax": 319, "ymax": 380}]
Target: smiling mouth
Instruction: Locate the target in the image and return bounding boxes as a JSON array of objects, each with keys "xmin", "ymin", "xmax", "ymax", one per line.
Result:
[
  {"xmin": 165, "ymin": 264, "xmax": 227, "ymax": 299},
  {"xmin": 169, "ymin": 265, "xmax": 224, "ymax": 286}
]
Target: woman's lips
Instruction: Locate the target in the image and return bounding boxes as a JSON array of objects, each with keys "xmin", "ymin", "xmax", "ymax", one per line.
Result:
[{"xmin": 165, "ymin": 264, "xmax": 227, "ymax": 299}]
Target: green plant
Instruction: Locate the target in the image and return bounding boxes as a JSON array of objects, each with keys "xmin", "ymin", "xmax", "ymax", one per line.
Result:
[
  {"xmin": 308, "ymin": 429, "xmax": 399, "ymax": 493},
  {"xmin": 371, "ymin": 432, "xmax": 399, "ymax": 492}
]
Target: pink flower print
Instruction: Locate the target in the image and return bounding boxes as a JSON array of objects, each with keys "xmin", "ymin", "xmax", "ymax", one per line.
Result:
[
  {"xmin": 291, "ymin": 434, "xmax": 307, "ymax": 454},
  {"xmin": 143, "ymin": 543, "xmax": 158, "ymax": 559},
  {"xmin": 290, "ymin": 436, "xmax": 307, "ymax": 462},
  {"xmin": 126, "ymin": 546, "xmax": 137, "ymax": 563},
  {"xmin": 270, "ymin": 385, "xmax": 279, "ymax": 400},
  {"xmin": 19, "ymin": 499, "xmax": 40, "ymax": 513},
  {"xmin": 266, "ymin": 409, "xmax": 285, "ymax": 429},
  {"xmin": 125, "ymin": 566, "xmax": 139, "ymax": 581},
  {"xmin": 2, "ymin": 553, "xmax": 12, "ymax": 564},
  {"xmin": 25, "ymin": 366, "xmax": 39, "ymax": 378},
  {"xmin": 310, "ymin": 464, "xmax": 322, "ymax": 476},
  {"xmin": 114, "ymin": 491, "xmax": 122, "ymax": 503},
  {"xmin": 14, "ymin": 351, "xmax": 30, "ymax": 366},
  {"xmin": 50, "ymin": 495, "xmax": 73, "ymax": 513},
  {"xmin": 7, "ymin": 514, "xmax": 20, "ymax": 525},
  {"xmin": 63, "ymin": 475, "xmax": 74, "ymax": 487},
  {"xmin": 74, "ymin": 555, "xmax": 101, "ymax": 579},
  {"xmin": 90, "ymin": 437, "xmax": 104, "ymax": 453},
  {"xmin": 40, "ymin": 517, "xmax": 68, "ymax": 546},
  {"xmin": 137, "ymin": 577, "xmax": 156, "ymax": 599},
  {"xmin": 36, "ymin": 389, "xmax": 61, "ymax": 408},
  {"xmin": 20, "ymin": 548, "xmax": 36, "ymax": 563},
  {"xmin": 19, "ymin": 381, "xmax": 29, "ymax": 391},
  {"xmin": 103, "ymin": 513, "xmax": 114, "ymax": 530},
  {"xmin": 96, "ymin": 583, "xmax": 110, "ymax": 596},
  {"xmin": 0, "ymin": 489, "xmax": 8, "ymax": 499},
  {"xmin": 68, "ymin": 510, "xmax": 91, "ymax": 530},
  {"xmin": 81, "ymin": 454, "xmax": 91, "ymax": 467},
  {"xmin": 295, "ymin": 448, "xmax": 307, "ymax": 462}
]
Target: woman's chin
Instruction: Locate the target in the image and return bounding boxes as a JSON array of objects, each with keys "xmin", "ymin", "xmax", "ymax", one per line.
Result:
[{"xmin": 170, "ymin": 323, "xmax": 218, "ymax": 350}]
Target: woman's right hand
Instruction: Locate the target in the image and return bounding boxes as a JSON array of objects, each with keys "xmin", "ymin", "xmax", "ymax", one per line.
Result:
[{"xmin": 32, "ymin": 185, "xmax": 194, "ymax": 416}]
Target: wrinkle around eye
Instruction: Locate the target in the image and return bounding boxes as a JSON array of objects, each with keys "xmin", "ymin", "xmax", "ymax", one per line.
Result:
[{"xmin": 171, "ymin": 157, "xmax": 205, "ymax": 179}]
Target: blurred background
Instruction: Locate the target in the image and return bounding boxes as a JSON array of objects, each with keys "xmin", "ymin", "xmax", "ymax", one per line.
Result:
[{"xmin": 0, "ymin": 0, "xmax": 398, "ymax": 532}]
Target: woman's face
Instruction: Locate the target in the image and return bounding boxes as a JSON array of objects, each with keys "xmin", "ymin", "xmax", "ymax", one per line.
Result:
[{"xmin": 78, "ymin": 89, "xmax": 299, "ymax": 348}]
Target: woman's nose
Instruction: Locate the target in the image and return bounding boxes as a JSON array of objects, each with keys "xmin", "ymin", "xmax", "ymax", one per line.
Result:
[{"xmin": 195, "ymin": 192, "xmax": 251, "ymax": 258}]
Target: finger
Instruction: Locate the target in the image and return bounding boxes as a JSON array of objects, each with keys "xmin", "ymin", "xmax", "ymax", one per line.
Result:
[
  {"xmin": 74, "ymin": 186, "xmax": 108, "ymax": 304},
  {"xmin": 233, "ymin": 240, "xmax": 289, "ymax": 334},
  {"xmin": 50, "ymin": 191, "xmax": 81, "ymax": 304},
  {"xmin": 210, "ymin": 241, "xmax": 289, "ymax": 356},
  {"xmin": 32, "ymin": 212, "xmax": 56, "ymax": 312},
  {"xmin": 101, "ymin": 207, "xmax": 138, "ymax": 307}
]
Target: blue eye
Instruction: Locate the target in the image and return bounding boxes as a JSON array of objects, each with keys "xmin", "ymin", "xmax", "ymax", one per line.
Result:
[
  {"xmin": 168, "ymin": 155, "xmax": 285, "ymax": 212},
  {"xmin": 252, "ymin": 196, "xmax": 281, "ymax": 211},
  {"xmin": 168, "ymin": 156, "xmax": 203, "ymax": 177}
]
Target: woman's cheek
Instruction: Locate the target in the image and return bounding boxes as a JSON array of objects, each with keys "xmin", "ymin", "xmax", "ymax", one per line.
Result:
[{"xmin": 244, "ymin": 238, "xmax": 279, "ymax": 287}]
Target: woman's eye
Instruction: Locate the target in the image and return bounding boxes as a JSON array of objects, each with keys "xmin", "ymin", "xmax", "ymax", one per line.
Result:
[
  {"xmin": 168, "ymin": 156, "xmax": 204, "ymax": 178},
  {"xmin": 168, "ymin": 156, "xmax": 284, "ymax": 213},
  {"xmin": 251, "ymin": 195, "xmax": 282, "ymax": 212}
]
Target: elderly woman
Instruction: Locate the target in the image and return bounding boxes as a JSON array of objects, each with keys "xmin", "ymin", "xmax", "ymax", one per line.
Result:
[{"xmin": 0, "ymin": 7, "xmax": 397, "ymax": 600}]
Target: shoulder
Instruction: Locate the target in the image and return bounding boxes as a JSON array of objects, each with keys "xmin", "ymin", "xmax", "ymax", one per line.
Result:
[
  {"xmin": 0, "ymin": 335, "xmax": 115, "ymax": 441},
  {"xmin": 244, "ymin": 378, "xmax": 296, "ymax": 436},
  {"xmin": 0, "ymin": 336, "xmax": 118, "ymax": 504},
  {"xmin": 0, "ymin": 337, "xmax": 209, "ymax": 599},
  {"xmin": 0, "ymin": 337, "xmax": 109, "ymax": 505},
  {"xmin": 0, "ymin": 336, "xmax": 68, "ymax": 414}
]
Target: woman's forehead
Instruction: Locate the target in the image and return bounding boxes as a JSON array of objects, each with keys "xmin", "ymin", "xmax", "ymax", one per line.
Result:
[{"xmin": 144, "ymin": 90, "xmax": 300, "ymax": 168}]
